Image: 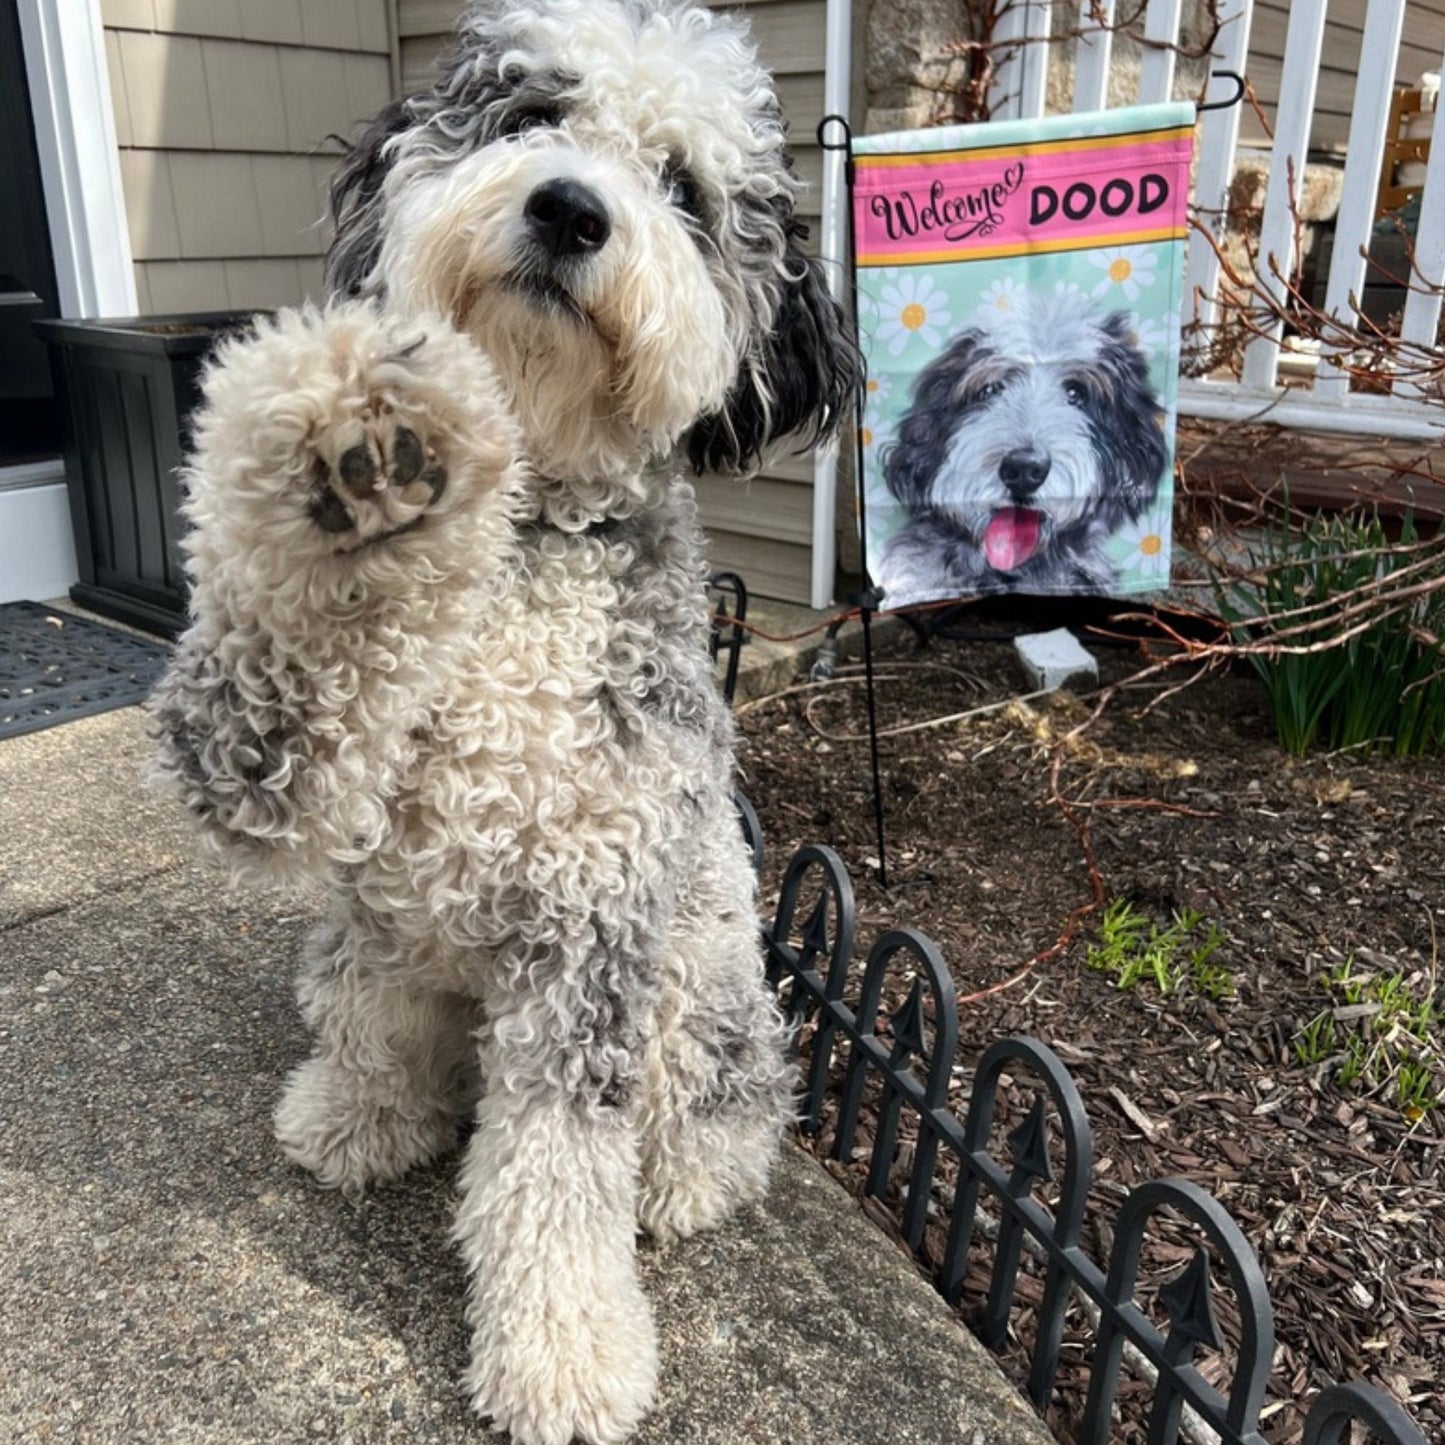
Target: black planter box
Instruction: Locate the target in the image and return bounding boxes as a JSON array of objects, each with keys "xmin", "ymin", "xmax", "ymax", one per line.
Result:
[{"xmin": 34, "ymin": 311, "xmax": 258, "ymax": 638}]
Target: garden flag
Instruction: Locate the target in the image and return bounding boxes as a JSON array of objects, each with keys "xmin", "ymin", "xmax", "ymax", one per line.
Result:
[{"xmin": 853, "ymin": 103, "xmax": 1194, "ymax": 608}]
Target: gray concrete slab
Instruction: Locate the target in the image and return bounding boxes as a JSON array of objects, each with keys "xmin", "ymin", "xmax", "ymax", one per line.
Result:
[
  {"xmin": 0, "ymin": 704, "xmax": 1052, "ymax": 1445},
  {"xmin": 0, "ymin": 708, "xmax": 191, "ymax": 928}
]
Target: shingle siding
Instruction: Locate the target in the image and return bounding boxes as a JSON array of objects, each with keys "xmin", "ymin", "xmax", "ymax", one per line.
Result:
[{"xmin": 101, "ymin": 0, "xmax": 395, "ymax": 313}]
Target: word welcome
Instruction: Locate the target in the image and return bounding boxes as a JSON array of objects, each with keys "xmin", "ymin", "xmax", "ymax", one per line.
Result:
[{"xmin": 868, "ymin": 163, "xmax": 1027, "ymax": 243}]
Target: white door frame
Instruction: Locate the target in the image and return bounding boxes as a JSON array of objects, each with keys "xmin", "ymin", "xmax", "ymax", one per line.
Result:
[
  {"xmin": 16, "ymin": 0, "xmax": 135, "ymax": 320},
  {"xmin": 5, "ymin": 1, "xmax": 133, "ymax": 600}
]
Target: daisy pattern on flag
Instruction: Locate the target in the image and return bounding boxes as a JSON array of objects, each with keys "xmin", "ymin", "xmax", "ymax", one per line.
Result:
[
  {"xmin": 1087, "ymin": 245, "xmax": 1159, "ymax": 303},
  {"xmin": 1112, "ymin": 510, "xmax": 1171, "ymax": 583},
  {"xmin": 864, "ymin": 373, "xmax": 893, "ymax": 405},
  {"xmin": 1126, "ymin": 311, "xmax": 1181, "ymax": 355},
  {"xmin": 874, "ymin": 273, "xmax": 952, "ymax": 356},
  {"xmin": 978, "ymin": 276, "xmax": 1026, "ymax": 318}
]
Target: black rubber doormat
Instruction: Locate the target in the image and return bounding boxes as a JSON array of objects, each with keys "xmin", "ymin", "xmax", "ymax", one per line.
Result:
[{"xmin": 0, "ymin": 601, "xmax": 171, "ymax": 742}]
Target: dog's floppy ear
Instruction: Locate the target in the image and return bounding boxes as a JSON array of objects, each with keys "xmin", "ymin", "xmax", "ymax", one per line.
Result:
[
  {"xmin": 686, "ymin": 218, "xmax": 859, "ymax": 476},
  {"xmin": 324, "ymin": 98, "xmax": 417, "ymax": 300},
  {"xmin": 882, "ymin": 330, "xmax": 985, "ymax": 509},
  {"xmin": 1096, "ymin": 312, "xmax": 1167, "ymax": 515}
]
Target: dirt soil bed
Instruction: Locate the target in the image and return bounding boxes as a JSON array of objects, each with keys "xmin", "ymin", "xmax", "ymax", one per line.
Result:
[{"xmin": 735, "ymin": 616, "xmax": 1445, "ymax": 1445}]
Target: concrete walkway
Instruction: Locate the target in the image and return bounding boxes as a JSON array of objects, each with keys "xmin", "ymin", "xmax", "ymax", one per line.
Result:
[{"xmin": 0, "ymin": 701, "xmax": 1052, "ymax": 1445}]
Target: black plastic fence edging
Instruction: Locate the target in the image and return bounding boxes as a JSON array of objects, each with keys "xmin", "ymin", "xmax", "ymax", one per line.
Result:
[
  {"xmin": 707, "ymin": 570, "xmax": 749, "ymax": 706},
  {"xmin": 737, "ymin": 792, "xmax": 1430, "ymax": 1445}
]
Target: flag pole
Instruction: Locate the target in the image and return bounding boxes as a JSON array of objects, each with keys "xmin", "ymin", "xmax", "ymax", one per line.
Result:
[{"xmin": 819, "ymin": 113, "xmax": 889, "ymax": 890}]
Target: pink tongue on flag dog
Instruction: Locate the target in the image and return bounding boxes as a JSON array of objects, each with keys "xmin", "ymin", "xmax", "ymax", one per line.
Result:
[{"xmin": 982, "ymin": 507, "xmax": 1043, "ymax": 571}]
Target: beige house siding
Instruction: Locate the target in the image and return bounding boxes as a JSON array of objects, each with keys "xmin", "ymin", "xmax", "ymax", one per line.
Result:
[
  {"xmin": 1246, "ymin": 1, "xmax": 1445, "ymax": 152},
  {"xmin": 397, "ymin": 0, "xmax": 829, "ymax": 604},
  {"xmin": 699, "ymin": 0, "xmax": 826, "ymax": 602},
  {"xmin": 100, "ymin": 0, "xmax": 397, "ymax": 314}
]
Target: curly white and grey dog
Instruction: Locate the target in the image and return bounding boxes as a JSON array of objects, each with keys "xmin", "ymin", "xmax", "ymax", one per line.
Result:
[
  {"xmin": 875, "ymin": 292, "xmax": 1166, "ymax": 605},
  {"xmin": 147, "ymin": 1, "xmax": 853, "ymax": 1441}
]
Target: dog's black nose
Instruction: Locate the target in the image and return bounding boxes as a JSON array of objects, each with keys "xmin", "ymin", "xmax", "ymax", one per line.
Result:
[
  {"xmin": 524, "ymin": 178, "xmax": 612, "ymax": 259},
  {"xmin": 999, "ymin": 449, "xmax": 1050, "ymax": 498}
]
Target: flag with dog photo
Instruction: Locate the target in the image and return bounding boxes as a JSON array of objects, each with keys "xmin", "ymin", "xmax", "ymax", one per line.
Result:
[{"xmin": 852, "ymin": 102, "xmax": 1194, "ymax": 608}]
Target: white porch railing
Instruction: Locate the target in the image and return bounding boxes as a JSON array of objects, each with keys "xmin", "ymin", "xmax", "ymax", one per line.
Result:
[{"xmin": 989, "ymin": 0, "xmax": 1445, "ymax": 441}]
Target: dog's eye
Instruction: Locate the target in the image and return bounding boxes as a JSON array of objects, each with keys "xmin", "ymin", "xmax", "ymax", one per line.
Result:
[
  {"xmin": 500, "ymin": 103, "xmax": 564, "ymax": 138},
  {"xmin": 662, "ymin": 163, "xmax": 705, "ymax": 222},
  {"xmin": 976, "ymin": 380, "xmax": 1005, "ymax": 403},
  {"xmin": 1063, "ymin": 379, "xmax": 1089, "ymax": 407}
]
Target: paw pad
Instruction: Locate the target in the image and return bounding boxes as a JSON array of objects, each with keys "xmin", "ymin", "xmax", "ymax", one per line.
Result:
[{"xmin": 309, "ymin": 423, "xmax": 448, "ymax": 541}]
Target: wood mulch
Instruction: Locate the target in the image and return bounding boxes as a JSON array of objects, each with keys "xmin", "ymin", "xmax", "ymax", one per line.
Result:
[{"xmin": 735, "ymin": 614, "xmax": 1444, "ymax": 1445}]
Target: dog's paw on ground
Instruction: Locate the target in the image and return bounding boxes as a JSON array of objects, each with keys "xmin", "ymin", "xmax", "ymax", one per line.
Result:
[
  {"xmin": 273, "ymin": 1056, "xmax": 465, "ymax": 1195},
  {"xmin": 464, "ymin": 1294, "xmax": 659, "ymax": 1445},
  {"xmin": 638, "ymin": 1123, "xmax": 775, "ymax": 1244}
]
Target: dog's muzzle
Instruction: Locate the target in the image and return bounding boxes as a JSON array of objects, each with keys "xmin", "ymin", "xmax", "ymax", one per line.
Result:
[{"xmin": 524, "ymin": 178, "xmax": 612, "ymax": 260}]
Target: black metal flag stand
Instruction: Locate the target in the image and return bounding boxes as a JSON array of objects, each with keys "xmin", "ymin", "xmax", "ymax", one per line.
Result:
[
  {"xmin": 818, "ymin": 113, "xmax": 890, "ymax": 889},
  {"xmin": 815, "ymin": 72, "xmax": 1246, "ymax": 893}
]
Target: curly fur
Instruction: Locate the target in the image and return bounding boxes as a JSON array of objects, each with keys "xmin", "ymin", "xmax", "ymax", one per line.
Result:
[
  {"xmin": 148, "ymin": 3, "xmax": 855, "ymax": 1443},
  {"xmin": 876, "ymin": 292, "xmax": 1166, "ymax": 605}
]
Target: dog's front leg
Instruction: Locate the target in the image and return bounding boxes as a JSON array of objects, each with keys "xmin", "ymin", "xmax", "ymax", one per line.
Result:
[
  {"xmin": 147, "ymin": 301, "xmax": 520, "ymax": 886},
  {"xmin": 454, "ymin": 952, "xmax": 658, "ymax": 1445}
]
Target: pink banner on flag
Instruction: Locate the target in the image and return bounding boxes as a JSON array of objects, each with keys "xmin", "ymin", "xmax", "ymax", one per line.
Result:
[{"xmin": 854, "ymin": 126, "xmax": 1194, "ymax": 265}]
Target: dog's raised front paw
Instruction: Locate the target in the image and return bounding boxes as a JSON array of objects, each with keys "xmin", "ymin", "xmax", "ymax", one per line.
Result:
[
  {"xmin": 307, "ymin": 410, "xmax": 449, "ymax": 548},
  {"xmin": 186, "ymin": 301, "xmax": 520, "ymax": 587}
]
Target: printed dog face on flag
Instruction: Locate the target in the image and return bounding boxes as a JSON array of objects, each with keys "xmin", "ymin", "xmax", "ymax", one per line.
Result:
[{"xmin": 853, "ymin": 104, "xmax": 1194, "ymax": 607}]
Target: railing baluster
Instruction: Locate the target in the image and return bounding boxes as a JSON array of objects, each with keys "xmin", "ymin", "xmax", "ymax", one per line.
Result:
[
  {"xmin": 940, "ymin": 1155, "xmax": 985, "ymax": 1309},
  {"xmin": 1183, "ymin": 0, "xmax": 1254, "ymax": 342},
  {"xmin": 1072, "ymin": 0, "xmax": 1116, "ymax": 114},
  {"xmin": 981, "ymin": 1097, "xmax": 1053, "ymax": 1348},
  {"xmin": 865, "ymin": 986, "xmax": 917, "ymax": 1199},
  {"xmin": 1025, "ymin": 1259, "xmax": 1075, "ymax": 1413},
  {"xmin": 989, "ymin": 0, "xmax": 1053, "ymax": 121},
  {"xmin": 1398, "ymin": 37, "xmax": 1445, "ymax": 384},
  {"xmin": 766, "ymin": 842, "xmax": 855, "ymax": 1134},
  {"xmin": 1138, "ymin": 0, "xmax": 1184, "ymax": 104},
  {"xmin": 1145, "ymin": 1249, "xmax": 1222, "ymax": 1445},
  {"xmin": 1240, "ymin": 2, "xmax": 1327, "ymax": 392},
  {"xmin": 1315, "ymin": 0, "xmax": 1409, "ymax": 399}
]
